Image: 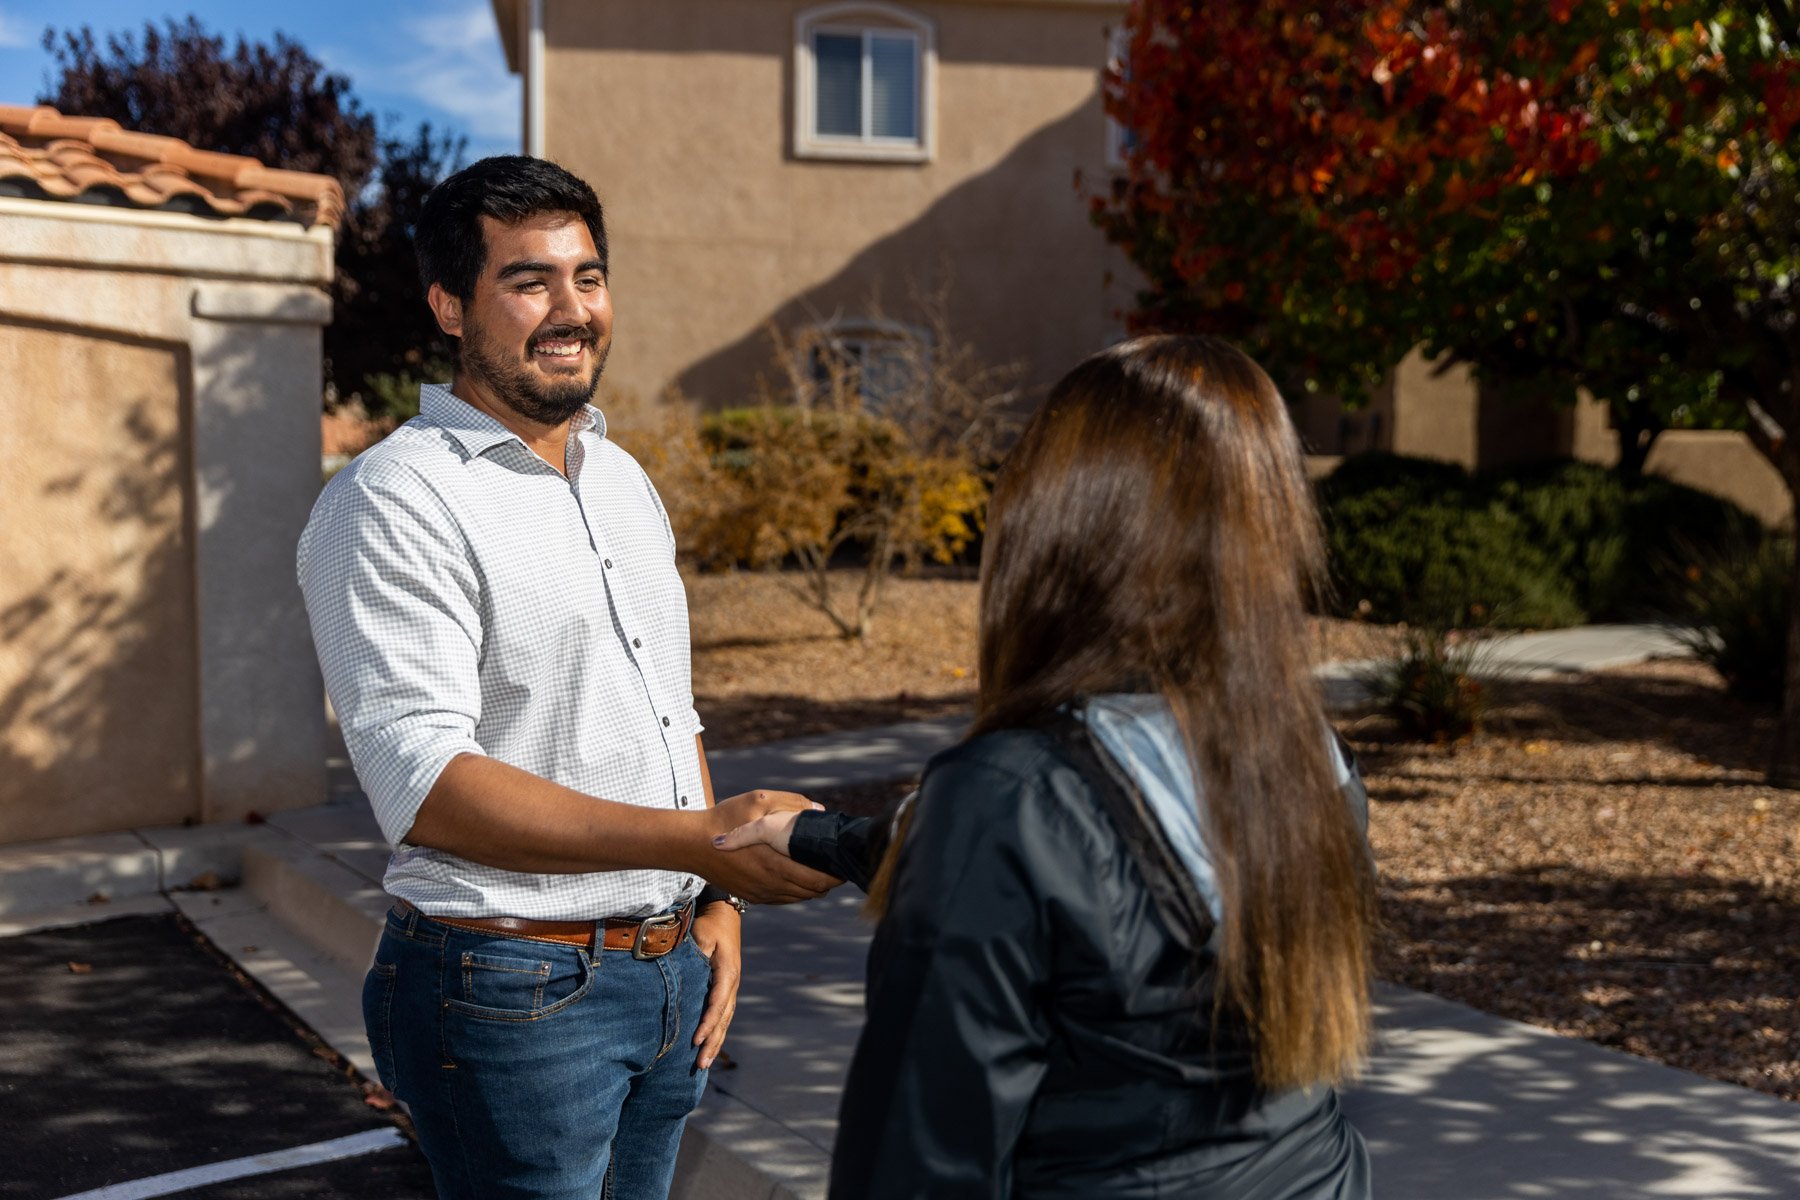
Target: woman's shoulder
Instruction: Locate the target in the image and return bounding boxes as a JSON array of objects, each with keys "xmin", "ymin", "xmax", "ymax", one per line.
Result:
[
  {"xmin": 914, "ymin": 727, "xmax": 1109, "ymax": 846},
  {"xmin": 922, "ymin": 726, "xmax": 1079, "ymax": 794}
]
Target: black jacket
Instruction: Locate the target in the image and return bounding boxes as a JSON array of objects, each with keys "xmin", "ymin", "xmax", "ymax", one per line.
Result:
[{"xmin": 789, "ymin": 726, "xmax": 1372, "ymax": 1200}]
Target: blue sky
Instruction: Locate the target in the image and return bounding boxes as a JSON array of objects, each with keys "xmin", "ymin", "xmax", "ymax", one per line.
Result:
[{"xmin": 0, "ymin": 0, "xmax": 520, "ymax": 161}]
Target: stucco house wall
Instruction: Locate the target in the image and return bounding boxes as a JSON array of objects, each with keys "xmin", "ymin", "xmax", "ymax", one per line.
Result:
[{"xmin": 496, "ymin": 0, "xmax": 1132, "ymax": 408}]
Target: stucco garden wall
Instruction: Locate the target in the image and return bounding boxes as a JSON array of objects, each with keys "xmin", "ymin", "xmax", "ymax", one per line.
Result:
[{"xmin": 0, "ymin": 198, "xmax": 333, "ymax": 842}]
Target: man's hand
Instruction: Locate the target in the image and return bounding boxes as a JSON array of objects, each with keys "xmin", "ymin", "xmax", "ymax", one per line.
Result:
[
  {"xmin": 693, "ymin": 790, "xmax": 839, "ymax": 904},
  {"xmin": 689, "ymin": 902, "xmax": 741, "ymax": 1070}
]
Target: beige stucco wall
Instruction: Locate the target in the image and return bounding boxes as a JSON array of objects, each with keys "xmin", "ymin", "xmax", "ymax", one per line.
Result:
[
  {"xmin": 540, "ymin": 0, "xmax": 1131, "ymax": 407},
  {"xmin": 1388, "ymin": 348, "xmax": 1480, "ymax": 468},
  {"xmin": 0, "ymin": 326, "xmax": 199, "ymax": 841},
  {"xmin": 1568, "ymin": 393, "xmax": 1790, "ymax": 526},
  {"xmin": 1642, "ymin": 431, "xmax": 1793, "ymax": 529},
  {"xmin": 0, "ymin": 199, "xmax": 333, "ymax": 843}
]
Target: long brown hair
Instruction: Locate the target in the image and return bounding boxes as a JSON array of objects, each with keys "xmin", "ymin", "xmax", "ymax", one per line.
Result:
[{"xmin": 871, "ymin": 335, "xmax": 1375, "ymax": 1090}]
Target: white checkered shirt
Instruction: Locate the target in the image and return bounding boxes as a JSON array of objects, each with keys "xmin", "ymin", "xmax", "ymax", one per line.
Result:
[{"xmin": 297, "ymin": 383, "xmax": 706, "ymax": 919}]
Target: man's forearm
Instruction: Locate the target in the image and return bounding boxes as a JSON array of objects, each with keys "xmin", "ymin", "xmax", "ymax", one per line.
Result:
[{"xmin": 405, "ymin": 752, "xmax": 708, "ymax": 875}]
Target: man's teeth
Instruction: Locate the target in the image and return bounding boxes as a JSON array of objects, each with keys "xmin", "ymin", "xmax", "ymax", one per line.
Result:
[{"xmin": 535, "ymin": 342, "xmax": 583, "ymax": 357}]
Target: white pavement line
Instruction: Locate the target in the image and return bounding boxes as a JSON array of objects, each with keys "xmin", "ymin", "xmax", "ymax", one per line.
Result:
[{"xmin": 52, "ymin": 1128, "xmax": 408, "ymax": 1200}]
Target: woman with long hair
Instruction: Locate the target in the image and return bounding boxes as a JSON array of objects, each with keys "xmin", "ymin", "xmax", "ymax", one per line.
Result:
[{"xmin": 719, "ymin": 335, "xmax": 1377, "ymax": 1198}]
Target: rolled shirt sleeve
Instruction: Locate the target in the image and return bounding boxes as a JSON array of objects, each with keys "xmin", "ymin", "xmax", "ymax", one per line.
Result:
[{"xmin": 298, "ymin": 462, "xmax": 487, "ymax": 846}]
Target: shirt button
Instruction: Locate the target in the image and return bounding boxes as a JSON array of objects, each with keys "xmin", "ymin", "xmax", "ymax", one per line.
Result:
[
  {"xmin": 632, "ymin": 637, "xmax": 641, "ymax": 648},
  {"xmin": 604, "ymin": 558, "xmax": 613, "ymax": 568},
  {"xmin": 662, "ymin": 716, "xmax": 671, "ymax": 727},
  {"xmin": 678, "ymin": 795, "xmax": 689, "ymax": 807}
]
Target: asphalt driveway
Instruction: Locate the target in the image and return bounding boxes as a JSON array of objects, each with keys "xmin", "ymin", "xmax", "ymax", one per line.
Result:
[{"xmin": 0, "ymin": 912, "xmax": 435, "ymax": 1199}]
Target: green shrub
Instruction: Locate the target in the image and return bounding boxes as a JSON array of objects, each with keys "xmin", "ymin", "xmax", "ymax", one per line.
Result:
[
  {"xmin": 1363, "ymin": 628, "xmax": 1494, "ymax": 741},
  {"xmin": 1492, "ymin": 460, "xmax": 1760, "ymax": 619},
  {"xmin": 1321, "ymin": 454, "xmax": 1762, "ymax": 628},
  {"xmin": 1677, "ymin": 535, "xmax": 1793, "ymax": 704},
  {"xmin": 1320, "ymin": 456, "xmax": 1583, "ymax": 628}
]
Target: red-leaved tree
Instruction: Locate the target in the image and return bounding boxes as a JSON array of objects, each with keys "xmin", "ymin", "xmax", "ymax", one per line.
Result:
[{"xmin": 1097, "ymin": 0, "xmax": 1799, "ymax": 784}]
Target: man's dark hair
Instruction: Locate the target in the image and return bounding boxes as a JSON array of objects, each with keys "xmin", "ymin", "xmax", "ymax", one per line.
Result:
[{"xmin": 415, "ymin": 155, "xmax": 607, "ymax": 301}]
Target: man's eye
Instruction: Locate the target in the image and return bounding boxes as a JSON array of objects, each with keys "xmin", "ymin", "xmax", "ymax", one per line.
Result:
[{"xmin": 577, "ymin": 276, "xmax": 603, "ymax": 290}]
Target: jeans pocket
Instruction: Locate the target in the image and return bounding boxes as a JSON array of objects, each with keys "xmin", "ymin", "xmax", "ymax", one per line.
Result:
[
  {"xmin": 446, "ymin": 947, "xmax": 592, "ymax": 1022},
  {"xmin": 687, "ymin": 935, "xmax": 714, "ymax": 972},
  {"xmin": 362, "ymin": 961, "xmax": 399, "ymax": 1090}
]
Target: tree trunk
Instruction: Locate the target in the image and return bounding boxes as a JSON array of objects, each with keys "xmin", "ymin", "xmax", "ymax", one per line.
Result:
[
  {"xmin": 1775, "ymin": 483, "xmax": 1800, "ymax": 789},
  {"xmin": 1612, "ymin": 415, "xmax": 1661, "ymax": 477},
  {"xmin": 1612, "ymin": 402, "xmax": 1663, "ymax": 478}
]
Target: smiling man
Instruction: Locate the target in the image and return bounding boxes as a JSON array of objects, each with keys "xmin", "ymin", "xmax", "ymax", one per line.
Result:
[{"xmin": 297, "ymin": 157, "xmax": 836, "ymax": 1200}]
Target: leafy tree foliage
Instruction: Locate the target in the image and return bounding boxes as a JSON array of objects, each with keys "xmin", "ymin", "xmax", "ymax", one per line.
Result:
[
  {"xmin": 1098, "ymin": 0, "xmax": 1800, "ymax": 781},
  {"xmin": 1094, "ymin": 0, "xmax": 1800, "ymax": 784},
  {"xmin": 41, "ymin": 18, "xmax": 462, "ymax": 415}
]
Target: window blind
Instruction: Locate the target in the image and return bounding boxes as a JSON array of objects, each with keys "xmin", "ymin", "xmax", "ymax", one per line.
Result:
[
  {"xmin": 814, "ymin": 33, "xmax": 862, "ymax": 137},
  {"xmin": 868, "ymin": 33, "xmax": 917, "ymax": 140}
]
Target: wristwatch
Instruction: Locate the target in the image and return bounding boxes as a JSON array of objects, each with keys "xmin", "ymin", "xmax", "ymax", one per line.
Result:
[{"xmin": 696, "ymin": 884, "xmax": 747, "ymax": 915}]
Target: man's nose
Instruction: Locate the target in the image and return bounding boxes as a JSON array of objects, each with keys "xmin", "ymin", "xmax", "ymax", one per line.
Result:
[{"xmin": 546, "ymin": 278, "xmax": 590, "ymax": 327}]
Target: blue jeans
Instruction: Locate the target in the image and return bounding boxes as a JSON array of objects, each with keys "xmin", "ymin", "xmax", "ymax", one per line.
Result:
[{"xmin": 364, "ymin": 904, "xmax": 711, "ymax": 1199}]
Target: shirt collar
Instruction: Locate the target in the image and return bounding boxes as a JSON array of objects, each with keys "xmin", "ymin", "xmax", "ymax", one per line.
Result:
[{"xmin": 417, "ymin": 382, "xmax": 607, "ymax": 458}]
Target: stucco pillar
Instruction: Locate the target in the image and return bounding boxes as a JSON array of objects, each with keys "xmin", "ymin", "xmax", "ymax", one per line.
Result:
[
  {"xmin": 188, "ymin": 283, "xmax": 332, "ymax": 824},
  {"xmin": 1390, "ymin": 348, "xmax": 1480, "ymax": 469}
]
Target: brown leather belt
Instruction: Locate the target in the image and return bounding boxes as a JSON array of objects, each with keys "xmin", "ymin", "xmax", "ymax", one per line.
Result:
[{"xmin": 395, "ymin": 899, "xmax": 694, "ymax": 960}]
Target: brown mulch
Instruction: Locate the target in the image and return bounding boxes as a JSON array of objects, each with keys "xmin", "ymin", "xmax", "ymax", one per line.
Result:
[
  {"xmin": 808, "ymin": 660, "xmax": 1798, "ymax": 1103},
  {"xmin": 689, "ymin": 569, "xmax": 1404, "ymax": 748}
]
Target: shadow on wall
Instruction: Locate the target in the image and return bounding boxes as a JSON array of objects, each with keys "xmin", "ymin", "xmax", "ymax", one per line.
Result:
[
  {"xmin": 672, "ymin": 99, "xmax": 1121, "ymax": 409},
  {"xmin": 0, "ymin": 319, "xmax": 200, "ymax": 842}
]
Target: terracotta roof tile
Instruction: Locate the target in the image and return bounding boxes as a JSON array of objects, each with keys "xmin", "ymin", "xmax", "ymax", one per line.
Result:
[{"xmin": 0, "ymin": 103, "xmax": 344, "ymax": 228}]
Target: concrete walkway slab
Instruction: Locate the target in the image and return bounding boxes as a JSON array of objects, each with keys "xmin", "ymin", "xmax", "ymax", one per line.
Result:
[
  {"xmin": 706, "ymin": 716, "xmax": 967, "ymax": 798},
  {"xmin": 0, "ymin": 831, "xmax": 160, "ymax": 914},
  {"xmin": 1352, "ymin": 984, "xmax": 1800, "ymax": 1198}
]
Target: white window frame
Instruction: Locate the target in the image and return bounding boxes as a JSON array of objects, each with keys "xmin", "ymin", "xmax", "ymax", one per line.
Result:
[{"xmin": 795, "ymin": 2, "xmax": 936, "ymax": 163}]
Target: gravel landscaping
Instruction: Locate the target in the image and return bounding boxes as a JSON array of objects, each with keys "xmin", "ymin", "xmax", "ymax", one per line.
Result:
[{"xmin": 690, "ymin": 569, "xmax": 1404, "ymax": 748}]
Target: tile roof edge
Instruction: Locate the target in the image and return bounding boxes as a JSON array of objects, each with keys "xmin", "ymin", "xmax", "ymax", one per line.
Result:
[{"xmin": 0, "ymin": 103, "xmax": 345, "ymax": 229}]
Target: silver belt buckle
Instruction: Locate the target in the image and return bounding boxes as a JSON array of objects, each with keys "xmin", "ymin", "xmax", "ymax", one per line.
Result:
[{"xmin": 632, "ymin": 911, "xmax": 683, "ymax": 960}]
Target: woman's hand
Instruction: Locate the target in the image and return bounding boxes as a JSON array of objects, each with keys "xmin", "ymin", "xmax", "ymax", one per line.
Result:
[
  {"xmin": 693, "ymin": 791, "xmax": 831, "ymax": 902},
  {"xmin": 711, "ymin": 808, "xmax": 804, "ymax": 858}
]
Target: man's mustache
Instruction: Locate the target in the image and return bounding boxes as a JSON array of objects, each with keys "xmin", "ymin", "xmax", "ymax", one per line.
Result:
[{"xmin": 528, "ymin": 325, "xmax": 598, "ymax": 350}]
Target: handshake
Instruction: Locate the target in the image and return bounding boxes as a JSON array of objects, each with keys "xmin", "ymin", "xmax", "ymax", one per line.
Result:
[{"xmin": 695, "ymin": 788, "xmax": 835, "ymax": 905}]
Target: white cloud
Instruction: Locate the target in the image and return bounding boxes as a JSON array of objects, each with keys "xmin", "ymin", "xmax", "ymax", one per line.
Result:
[
  {"xmin": 0, "ymin": 9, "xmax": 37, "ymax": 49},
  {"xmin": 323, "ymin": 0, "xmax": 519, "ymax": 146}
]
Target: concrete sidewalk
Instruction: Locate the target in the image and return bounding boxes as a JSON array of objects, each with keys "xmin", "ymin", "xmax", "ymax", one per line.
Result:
[{"xmin": 5, "ymin": 623, "xmax": 1794, "ymax": 1199}]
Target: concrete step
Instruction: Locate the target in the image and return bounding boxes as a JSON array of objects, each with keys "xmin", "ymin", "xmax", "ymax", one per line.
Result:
[
  {"xmin": 241, "ymin": 835, "xmax": 388, "ymax": 978},
  {"xmin": 0, "ymin": 823, "xmax": 279, "ymax": 918}
]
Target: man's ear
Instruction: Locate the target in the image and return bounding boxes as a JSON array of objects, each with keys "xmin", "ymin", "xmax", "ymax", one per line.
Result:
[{"xmin": 426, "ymin": 283, "xmax": 464, "ymax": 339}]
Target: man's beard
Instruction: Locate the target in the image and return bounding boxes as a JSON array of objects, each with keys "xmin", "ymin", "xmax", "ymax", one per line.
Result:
[{"xmin": 460, "ymin": 321, "xmax": 609, "ymax": 425}]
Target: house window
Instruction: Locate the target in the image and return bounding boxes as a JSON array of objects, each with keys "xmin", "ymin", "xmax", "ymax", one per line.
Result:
[
  {"xmin": 801, "ymin": 320, "xmax": 932, "ymax": 410},
  {"xmin": 796, "ymin": 3, "xmax": 935, "ymax": 162}
]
